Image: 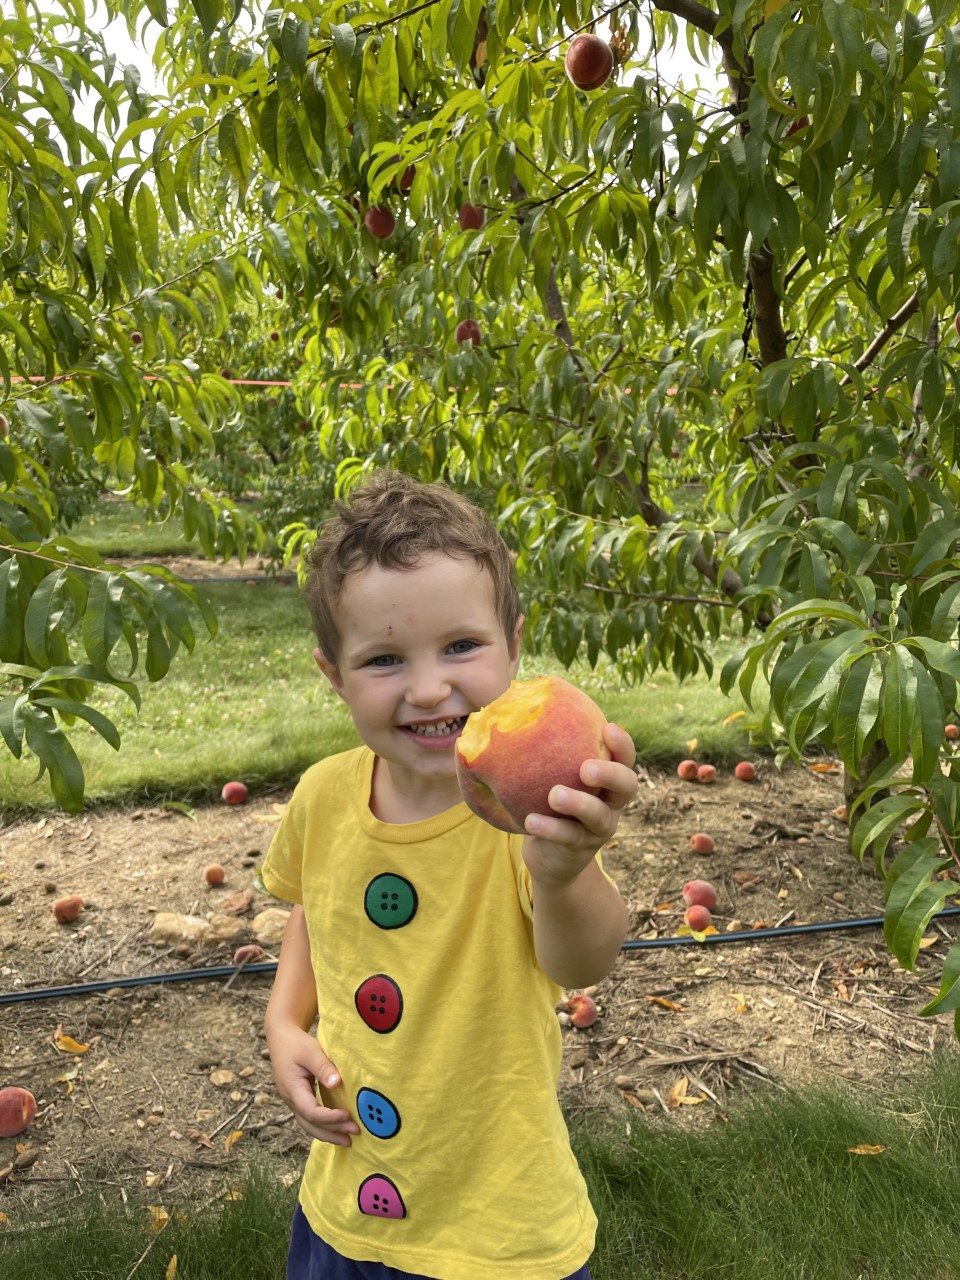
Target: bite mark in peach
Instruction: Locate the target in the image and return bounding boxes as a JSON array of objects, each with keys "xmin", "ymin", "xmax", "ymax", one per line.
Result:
[{"xmin": 455, "ymin": 676, "xmax": 611, "ymax": 834}]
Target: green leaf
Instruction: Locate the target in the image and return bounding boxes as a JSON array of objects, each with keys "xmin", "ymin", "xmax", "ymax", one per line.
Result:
[
  {"xmin": 920, "ymin": 936, "xmax": 960, "ymax": 1017},
  {"xmin": 33, "ymin": 696, "xmax": 122, "ymax": 750},
  {"xmin": 884, "ymin": 841, "xmax": 954, "ymax": 970},
  {"xmin": 21, "ymin": 703, "xmax": 86, "ymax": 812},
  {"xmin": 851, "ymin": 791, "xmax": 925, "ymax": 866},
  {"xmin": 191, "ymin": 0, "xmax": 222, "ymax": 39},
  {"xmin": 882, "ymin": 643, "xmax": 915, "ymax": 762}
]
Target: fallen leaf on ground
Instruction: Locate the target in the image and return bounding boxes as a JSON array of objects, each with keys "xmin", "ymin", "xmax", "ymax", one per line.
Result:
[
  {"xmin": 667, "ymin": 1077, "xmax": 706, "ymax": 1108},
  {"xmin": 165, "ymin": 1256, "xmax": 178, "ymax": 1280},
  {"xmin": 225, "ymin": 1129, "xmax": 243, "ymax": 1153},
  {"xmin": 53, "ymin": 1025, "xmax": 89, "ymax": 1054},
  {"xmin": 645, "ymin": 995, "xmax": 686, "ymax": 1012},
  {"xmin": 729, "ymin": 993, "xmax": 749, "ymax": 1013},
  {"xmin": 723, "ymin": 710, "xmax": 746, "ymax": 726},
  {"xmin": 184, "ymin": 1129, "xmax": 213, "ymax": 1149},
  {"xmin": 847, "ymin": 1144, "xmax": 886, "ymax": 1156}
]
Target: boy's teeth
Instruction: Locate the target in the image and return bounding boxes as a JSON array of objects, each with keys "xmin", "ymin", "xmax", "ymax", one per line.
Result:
[{"xmin": 409, "ymin": 718, "xmax": 461, "ymax": 736}]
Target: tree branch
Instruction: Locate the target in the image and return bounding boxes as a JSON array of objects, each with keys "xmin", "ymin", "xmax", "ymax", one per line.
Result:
[
  {"xmin": 839, "ymin": 290, "xmax": 921, "ymax": 387},
  {"xmin": 749, "ymin": 245, "xmax": 788, "ymax": 367}
]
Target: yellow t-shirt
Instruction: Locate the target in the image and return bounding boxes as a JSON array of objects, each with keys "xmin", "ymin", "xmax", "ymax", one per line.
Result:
[{"xmin": 261, "ymin": 746, "xmax": 597, "ymax": 1280}]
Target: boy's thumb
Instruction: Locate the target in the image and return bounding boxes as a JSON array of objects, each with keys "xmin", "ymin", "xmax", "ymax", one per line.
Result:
[{"xmin": 309, "ymin": 1045, "xmax": 342, "ymax": 1090}]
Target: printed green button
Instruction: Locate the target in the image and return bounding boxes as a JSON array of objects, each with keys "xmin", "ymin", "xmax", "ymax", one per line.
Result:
[{"xmin": 364, "ymin": 874, "xmax": 418, "ymax": 930}]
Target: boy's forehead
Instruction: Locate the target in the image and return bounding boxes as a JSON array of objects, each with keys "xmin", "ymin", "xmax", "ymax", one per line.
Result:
[{"xmin": 336, "ymin": 555, "xmax": 498, "ymax": 624}]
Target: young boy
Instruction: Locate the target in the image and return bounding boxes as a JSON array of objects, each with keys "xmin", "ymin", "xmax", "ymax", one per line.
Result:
[{"xmin": 262, "ymin": 471, "xmax": 637, "ymax": 1280}]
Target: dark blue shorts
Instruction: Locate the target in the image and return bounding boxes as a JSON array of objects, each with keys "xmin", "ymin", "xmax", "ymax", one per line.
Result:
[{"xmin": 286, "ymin": 1202, "xmax": 592, "ymax": 1280}]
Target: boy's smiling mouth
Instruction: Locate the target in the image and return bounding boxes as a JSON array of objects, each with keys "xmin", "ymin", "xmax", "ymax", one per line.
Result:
[{"xmin": 400, "ymin": 716, "xmax": 469, "ymax": 739}]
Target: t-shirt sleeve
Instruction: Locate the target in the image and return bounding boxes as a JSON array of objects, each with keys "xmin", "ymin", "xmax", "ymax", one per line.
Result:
[{"xmin": 260, "ymin": 785, "xmax": 307, "ymax": 905}]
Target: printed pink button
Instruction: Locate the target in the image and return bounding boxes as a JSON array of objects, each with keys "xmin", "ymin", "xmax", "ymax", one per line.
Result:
[
  {"xmin": 358, "ymin": 1173, "xmax": 406, "ymax": 1218},
  {"xmin": 354, "ymin": 974, "xmax": 403, "ymax": 1033}
]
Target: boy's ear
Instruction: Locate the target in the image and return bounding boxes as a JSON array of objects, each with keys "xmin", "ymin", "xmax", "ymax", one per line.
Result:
[{"xmin": 313, "ymin": 647, "xmax": 346, "ymax": 698}]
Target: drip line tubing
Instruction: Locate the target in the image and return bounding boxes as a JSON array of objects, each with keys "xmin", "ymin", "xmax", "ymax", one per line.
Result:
[
  {"xmin": 2, "ymin": 908, "xmax": 959, "ymax": 1008},
  {"xmin": 622, "ymin": 905, "xmax": 960, "ymax": 950}
]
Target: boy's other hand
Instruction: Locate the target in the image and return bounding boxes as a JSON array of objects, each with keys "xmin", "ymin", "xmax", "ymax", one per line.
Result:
[
  {"xmin": 522, "ymin": 721, "xmax": 638, "ymax": 886},
  {"xmin": 267, "ymin": 1023, "xmax": 360, "ymax": 1147}
]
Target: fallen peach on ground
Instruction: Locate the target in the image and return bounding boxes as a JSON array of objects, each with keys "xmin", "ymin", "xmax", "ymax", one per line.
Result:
[
  {"xmin": 682, "ymin": 879, "xmax": 718, "ymax": 910},
  {"xmin": 53, "ymin": 894, "xmax": 84, "ymax": 923},
  {"xmin": 0, "ymin": 1086, "xmax": 37, "ymax": 1137},
  {"xmin": 684, "ymin": 904, "xmax": 712, "ymax": 931},
  {"xmin": 689, "ymin": 833, "xmax": 716, "ymax": 854},
  {"xmin": 455, "ymin": 675, "xmax": 610, "ymax": 833},
  {"xmin": 566, "ymin": 994, "xmax": 599, "ymax": 1028}
]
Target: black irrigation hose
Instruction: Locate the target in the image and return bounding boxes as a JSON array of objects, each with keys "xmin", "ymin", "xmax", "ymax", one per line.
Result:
[
  {"xmin": 622, "ymin": 905, "xmax": 960, "ymax": 950},
  {"xmin": 3, "ymin": 907, "xmax": 960, "ymax": 1008}
]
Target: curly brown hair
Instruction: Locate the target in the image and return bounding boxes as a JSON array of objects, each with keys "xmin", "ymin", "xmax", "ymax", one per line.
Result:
[{"xmin": 304, "ymin": 471, "xmax": 522, "ymax": 665}]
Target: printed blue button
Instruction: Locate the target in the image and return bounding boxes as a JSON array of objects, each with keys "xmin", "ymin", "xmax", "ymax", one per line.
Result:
[{"xmin": 357, "ymin": 1087, "xmax": 401, "ymax": 1139}]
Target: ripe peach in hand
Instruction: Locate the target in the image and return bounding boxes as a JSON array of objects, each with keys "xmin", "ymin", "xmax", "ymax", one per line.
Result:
[
  {"xmin": 734, "ymin": 760, "xmax": 756, "ymax": 781},
  {"xmin": 566, "ymin": 994, "xmax": 599, "ymax": 1028},
  {"xmin": 204, "ymin": 864, "xmax": 225, "ymax": 886},
  {"xmin": 684, "ymin": 904, "xmax": 712, "ymax": 931},
  {"xmin": 689, "ymin": 833, "xmax": 715, "ymax": 854},
  {"xmin": 0, "ymin": 1086, "xmax": 37, "ymax": 1137},
  {"xmin": 53, "ymin": 894, "xmax": 84, "ymax": 923},
  {"xmin": 455, "ymin": 675, "xmax": 611, "ymax": 834},
  {"xmin": 696, "ymin": 763, "xmax": 717, "ymax": 783},
  {"xmin": 676, "ymin": 759, "xmax": 698, "ymax": 781},
  {"xmin": 682, "ymin": 879, "xmax": 717, "ymax": 910}
]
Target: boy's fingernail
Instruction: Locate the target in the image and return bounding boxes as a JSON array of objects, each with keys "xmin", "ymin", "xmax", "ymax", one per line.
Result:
[
  {"xmin": 325, "ymin": 1072, "xmax": 339, "ymax": 1087},
  {"xmin": 554, "ymin": 787, "xmax": 568, "ymax": 806},
  {"xmin": 527, "ymin": 815, "xmax": 542, "ymax": 833},
  {"xmin": 585, "ymin": 766, "xmax": 599, "ymax": 784}
]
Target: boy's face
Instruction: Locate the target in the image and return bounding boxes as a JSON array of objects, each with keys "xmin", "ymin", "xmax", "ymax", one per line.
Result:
[{"xmin": 315, "ymin": 553, "xmax": 523, "ymax": 808}]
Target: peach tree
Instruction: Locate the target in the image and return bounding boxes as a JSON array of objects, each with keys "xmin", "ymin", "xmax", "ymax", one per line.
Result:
[{"xmin": 4, "ymin": 0, "xmax": 960, "ymax": 1023}]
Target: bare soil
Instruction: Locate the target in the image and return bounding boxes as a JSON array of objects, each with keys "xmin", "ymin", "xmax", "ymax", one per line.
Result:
[{"xmin": 2, "ymin": 758, "xmax": 958, "ymax": 1219}]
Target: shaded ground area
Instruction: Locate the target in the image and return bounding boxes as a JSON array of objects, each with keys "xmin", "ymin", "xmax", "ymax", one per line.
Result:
[{"xmin": 1, "ymin": 760, "xmax": 957, "ymax": 1218}]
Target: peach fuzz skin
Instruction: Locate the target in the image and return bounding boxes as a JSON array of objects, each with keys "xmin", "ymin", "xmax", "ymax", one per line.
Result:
[{"xmin": 455, "ymin": 675, "xmax": 611, "ymax": 834}]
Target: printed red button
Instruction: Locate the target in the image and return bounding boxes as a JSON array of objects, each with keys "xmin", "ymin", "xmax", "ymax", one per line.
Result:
[{"xmin": 354, "ymin": 974, "xmax": 403, "ymax": 1033}]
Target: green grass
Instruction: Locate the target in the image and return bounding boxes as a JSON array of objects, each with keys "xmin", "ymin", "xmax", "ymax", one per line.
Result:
[
  {"xmin": 578, "ymin": 1049, "xmax": 960, "ymax": 1279},
  {"xmin": 6, "ymin": 1054, "xmax": 960, "ymax": 1279},
  {"xmin": 72, "ymin": 501, "xmax": 199, "ymax": 558}
]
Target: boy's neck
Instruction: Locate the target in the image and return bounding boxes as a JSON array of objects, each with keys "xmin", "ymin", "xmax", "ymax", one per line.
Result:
[{"xmin": 369, "ymin": 755, "xmax": 464, "ymax": 825}]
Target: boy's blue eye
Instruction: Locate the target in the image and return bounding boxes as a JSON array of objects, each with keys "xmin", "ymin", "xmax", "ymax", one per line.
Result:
[
  {"xmin": 449, "ymin": 639, "xmax": 479, "ymax": 654},
  {"xmin": 368, "ymin": 655, "xmax": 399, "ymax": 668}
]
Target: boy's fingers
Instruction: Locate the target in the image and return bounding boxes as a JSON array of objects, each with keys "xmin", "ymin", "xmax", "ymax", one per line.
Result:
[{"xmin": 602, "ymin": 721, "xmax": 636, "ymax": 767}]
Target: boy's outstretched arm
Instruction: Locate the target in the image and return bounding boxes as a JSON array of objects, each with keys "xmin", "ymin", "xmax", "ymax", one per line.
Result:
[
  {"xmin": 522, "ymin": 722, "xmax": 637, "ymax": 989},
  {"xmin": 264, "ymin": 905, "xmax": 360, "ymax": 1147}
]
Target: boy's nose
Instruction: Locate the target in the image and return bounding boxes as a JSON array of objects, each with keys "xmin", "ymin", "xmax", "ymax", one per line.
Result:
[{"xmin": 405, "ymin": 666, "xmax": 452, "ymax": 708}]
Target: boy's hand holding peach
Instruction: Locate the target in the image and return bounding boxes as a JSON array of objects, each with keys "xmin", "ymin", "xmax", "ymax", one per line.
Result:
[{"xmin": 455, "ymin": 676, "xmax": 638, "ymax": 883}]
